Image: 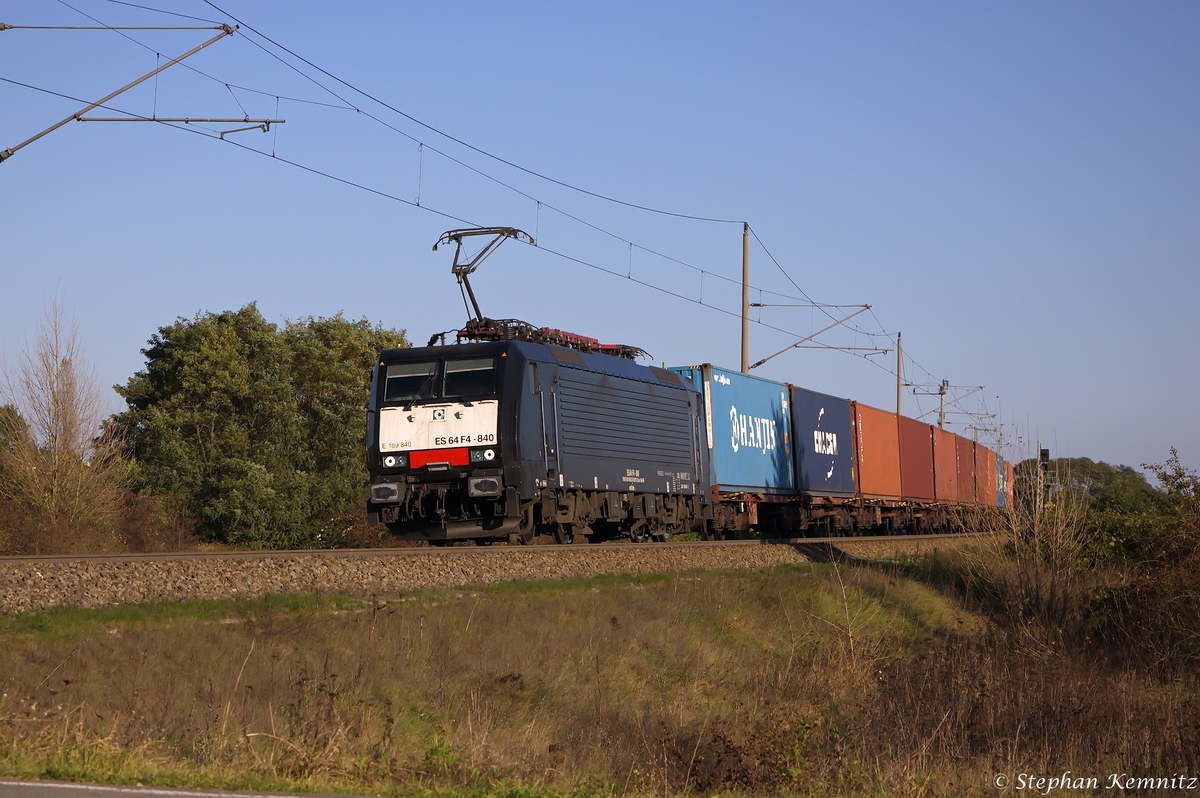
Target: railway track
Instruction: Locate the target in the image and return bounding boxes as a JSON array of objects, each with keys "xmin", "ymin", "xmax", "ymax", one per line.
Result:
[
  {"xmin": 0, "ymin": 533, "xmax": 990, "ymax": 616},
  {"xmin": 0, "ymin": 532, "xmax": 988, "ymax": 564}
]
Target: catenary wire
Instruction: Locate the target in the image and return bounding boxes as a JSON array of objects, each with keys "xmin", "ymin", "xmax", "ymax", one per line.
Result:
[
  {"xmin": 0, "ymin": 76, "xmax": 901, "ymax": 373},
  {"xmin": 11, "ymin": 13, "xmax": 999, "ymax": 424},
  {"xmin": 100, "ymin": 0, "xmax": 223, "ymax": 24},
  {"xmin": 203, "ymin": 20, "xmax": 795, "ymax": 298},
  {"xmin": 6, "ymin": 7, "xmax": 951, "ymax": 384},
  {"xmin": 61, "ymin": 0, "xmax": 845, "ymax": 308},
  {"xmin": 57, "ymin": 0, "xmax": 357, "ymax": 110},
  {"xmin": 200, "ymin": 0, "xmax": 746, "ymax": 225},
  {"xmin": 50, "ymin": 2, "xmax": 908, "ymax": 356},
  {"xmin": 92, "ymin": 0, "xmax": 833, "ymax": 316},
  {"xmin": 50, "ymin": 1, "xmax": 805, "ymax": 302}
]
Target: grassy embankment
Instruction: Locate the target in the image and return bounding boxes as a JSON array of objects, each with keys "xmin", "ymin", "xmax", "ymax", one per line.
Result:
[{"xmin": 2, "ymin": 540, "xmax": 1198, "ymax": 798}]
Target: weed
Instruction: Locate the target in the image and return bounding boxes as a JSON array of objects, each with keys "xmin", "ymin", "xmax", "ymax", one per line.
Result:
[{"xmin": 1, "ymin": 563, "xmax": 1196, "ymax": 796}]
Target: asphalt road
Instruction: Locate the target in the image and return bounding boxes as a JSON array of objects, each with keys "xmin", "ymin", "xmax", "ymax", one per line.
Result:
[{"xmin": 0, "ymin": 782, "xmax": 370, "ymax": 798}]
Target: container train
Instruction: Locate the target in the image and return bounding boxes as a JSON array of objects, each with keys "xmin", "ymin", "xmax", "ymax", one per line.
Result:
[{"xmin": 365, "ymin": 323, "xmax": 1013, "ymax": 544}]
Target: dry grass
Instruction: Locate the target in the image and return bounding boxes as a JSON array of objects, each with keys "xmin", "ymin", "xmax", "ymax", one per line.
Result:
[{"xmin": 1, "ymin": 560, "xmax": 1197, "ymax": 797}]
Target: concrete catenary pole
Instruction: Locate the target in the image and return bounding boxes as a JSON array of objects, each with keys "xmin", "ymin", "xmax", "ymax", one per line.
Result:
[{"xmin": 740, "ymin": 223, "xmax": 750, "ymax": 374}]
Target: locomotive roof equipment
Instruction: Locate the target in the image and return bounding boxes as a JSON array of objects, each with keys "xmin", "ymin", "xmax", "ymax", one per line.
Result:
[
  {"xmin": 430, "ymin": 227, "xmax": 648, "ymax": 360},
  {"xmin": 433, "ymin": 227, "xmax": 534, "ymax": 325}
]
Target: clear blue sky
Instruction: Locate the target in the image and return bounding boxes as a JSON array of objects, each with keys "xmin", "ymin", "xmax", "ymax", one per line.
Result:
[{"xmin": 2, "ymin": 1, "xmax": 1197, "ymax": 474}]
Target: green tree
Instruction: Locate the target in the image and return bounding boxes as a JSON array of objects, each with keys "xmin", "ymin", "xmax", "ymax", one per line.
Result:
[
  {"xmin": 1013, "ymin": 456, "xmax": 1168, "ymax": 563},
  {"xmin": 1144, "ymin": 448, "xmax": 1199, "ymax": 514},
  {"xmin": 283, "ymin": 313, "xmax": 410, "ymax": 532},
  {"xmin": 112, "ymin": 304, "xmax": 408, "ymax": 548},
  {"xmin": 1014, "ymin": 456, "xmax": 1161, "ymax": 513},
  {"xmin": 1142, "ymin": 447, "xmax": 1199, "ymax": 551}
]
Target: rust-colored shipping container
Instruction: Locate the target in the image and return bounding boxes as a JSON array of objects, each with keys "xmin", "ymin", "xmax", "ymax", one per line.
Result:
[
  {"xmin": 987, "ymin": 450, "xmax": 1000, "ymax": 507},
  {"xmin": 955, "ymin": 435, "xmax": 976, "ymax": 504},
  {"xmin": 933, "ymin": 427, "xmax": 959, "ymax": 502},
  {"xmin": 1006, "ymin": 461, "xmax": 1015, "ymax": 507},
  {"xmin": 853, "ymin": 402, "xmax": 902, "ymax": 498},
  {"xmin": 898, "ymin": 416, "xmax": 935, "ymax": 500},
  {"xmin": 975, "ymin": 443, "xmax": 997, "ymax": 506}
]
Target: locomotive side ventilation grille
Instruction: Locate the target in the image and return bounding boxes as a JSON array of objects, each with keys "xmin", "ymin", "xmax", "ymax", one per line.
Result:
[{"xmin": 557, "ymin": 375, "xmax": 694, "ymax": 467}]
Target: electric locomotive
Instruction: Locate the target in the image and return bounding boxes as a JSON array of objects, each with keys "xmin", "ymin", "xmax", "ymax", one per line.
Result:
[{"xmin": 365, "ymin": 331, "xmax": 712, "ymax": 544}]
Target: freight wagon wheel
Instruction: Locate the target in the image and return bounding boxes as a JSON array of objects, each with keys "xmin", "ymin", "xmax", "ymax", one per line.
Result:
[
  {"xmin": 553, "ymin": 523, "xmax": 575, "ymax": 545},
  {"xmin": 628, "ymin": 522, "xmax": 648, "ymax": 544}
]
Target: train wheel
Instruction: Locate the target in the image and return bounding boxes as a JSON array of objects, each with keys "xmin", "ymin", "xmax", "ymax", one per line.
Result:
[
  {"xmin": 628, "ymin": 523, "xmax": 648, "ymax": 543},
  {"xmin": 511, "ymin": 503, "xmax": 537, "ymax": 545},
  {"xmin": 553, "ymin": 523, "xmax": 575, "ymax": 545}
]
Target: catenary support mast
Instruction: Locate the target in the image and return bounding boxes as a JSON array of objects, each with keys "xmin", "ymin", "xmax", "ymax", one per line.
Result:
[{"xmin": 740, "ymin": 222, "xmax": 750, "ymax": 374}]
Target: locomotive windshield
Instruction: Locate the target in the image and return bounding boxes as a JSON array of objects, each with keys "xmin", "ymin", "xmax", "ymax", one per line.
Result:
[
  {"xmin": 443, "ymin": 357, "xmax": 499, "ymax": 398},
  {"xmin": 384, "ymin": 361, "xmax": 437, "ymax": 402},
  {"xmin": 382, "ymin": 357, "xmax": 499, "ymax": 403}
]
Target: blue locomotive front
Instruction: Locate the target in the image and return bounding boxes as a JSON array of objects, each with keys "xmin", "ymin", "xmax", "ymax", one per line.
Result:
[{"xmin": 366, "ymin": 339, "xmax": 711, "ymax": 544}]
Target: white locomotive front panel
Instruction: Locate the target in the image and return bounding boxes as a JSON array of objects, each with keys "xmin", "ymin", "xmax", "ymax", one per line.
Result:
[{"xmin": 378, "ymin": 400, "xmax": 498, "ymax": 452}]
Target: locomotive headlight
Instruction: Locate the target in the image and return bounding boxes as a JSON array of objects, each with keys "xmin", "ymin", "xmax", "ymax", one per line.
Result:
[
  {"xmin": 382, "ymin": 453, "xmax": 408, "ymax": 468},
  {"xmin": 469, "ymin": 446, "xmax": 497, "ymax": 463}
]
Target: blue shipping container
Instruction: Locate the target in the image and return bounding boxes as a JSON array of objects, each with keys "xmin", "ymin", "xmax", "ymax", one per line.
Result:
[
  {"xmin": 996, "ymin": 452, "xmax": 1007, "ymax": 508},
  {"xmin": 790, "ymin": 386, "xmax": 857, "ymax": 497},
  {"xmin": 670, "ymin": 365, "xmax": 794, "ymax": 494}
]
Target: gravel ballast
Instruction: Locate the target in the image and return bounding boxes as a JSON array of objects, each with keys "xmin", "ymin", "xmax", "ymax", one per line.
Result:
[{"xmin": 0, "ymin": 538, "xmax": 967, "ymax": 615}]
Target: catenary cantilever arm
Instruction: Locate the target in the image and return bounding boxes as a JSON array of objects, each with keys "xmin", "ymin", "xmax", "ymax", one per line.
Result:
[
  {"xmin": 749, "ymin": 305, "xmax": 871, "ymax": 370},
  {"xmin": 0, "ymin": 24, "xmax": 236, "ymax": 163}
]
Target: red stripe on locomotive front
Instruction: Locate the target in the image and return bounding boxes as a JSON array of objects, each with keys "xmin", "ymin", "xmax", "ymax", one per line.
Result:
[{"xmin": 409, "ymin": 448, "xmax": 470, "ymax": 468}]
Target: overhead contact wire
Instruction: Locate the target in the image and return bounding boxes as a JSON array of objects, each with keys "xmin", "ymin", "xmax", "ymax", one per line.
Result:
[
  {"xmin": 100, "ymin": 0, "xmax": 223, "ymax": 24},
  {"xmin": 7, "ymin": 6, "xmax": 908, "ymax": 373},
  {"xmin": 72, "ymin": 0, "xmax": 825, "ymax": 305},
  {"xmin": 200, "ymin": 0, "xmax": 745, "ymax": 225}
]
